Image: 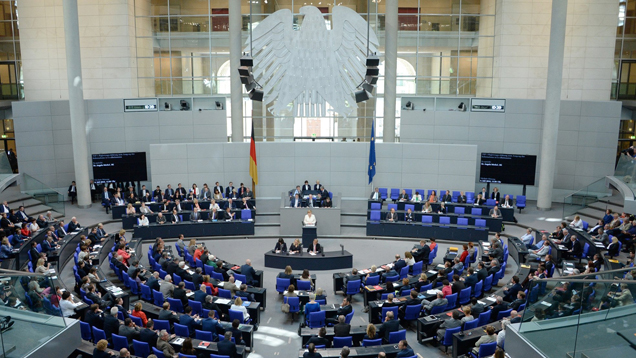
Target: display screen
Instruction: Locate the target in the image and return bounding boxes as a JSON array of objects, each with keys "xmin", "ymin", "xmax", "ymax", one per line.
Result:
[
  {"xmin": 92, "ymin": 152, "xmax": 148, "ymax": 184},
  {"xmin": 479, "ymin": 153, "xmax": 537, "ymax": 185}
]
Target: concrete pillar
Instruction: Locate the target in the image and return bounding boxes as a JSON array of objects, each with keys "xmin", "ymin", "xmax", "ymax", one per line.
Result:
[
  {"xmin": 63, "ymin": 0, "xmax": 91, "ymax": 208},
  {"xmin": 383, "ymin": 0, "xmax": 398, "ymax": 142},
  {"xmin": 537, "ymin": 0, "xmax": 568, "ymax": 210},
  {"xmin": 229, "ymin": 0, "xmax": 243, "ymax": 142}
]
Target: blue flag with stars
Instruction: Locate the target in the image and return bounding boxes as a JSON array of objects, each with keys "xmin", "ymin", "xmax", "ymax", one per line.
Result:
[{"xmin": 368, "ymin": 119, "xmax": 376, "ymax": 184}]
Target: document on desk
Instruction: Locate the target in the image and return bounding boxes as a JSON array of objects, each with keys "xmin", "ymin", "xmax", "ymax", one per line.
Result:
[
  {"xmin": 309, "ymin": 252, "xmax": 317, "ymax": 256},
  {"xmin": 427, "ymin": 289, "xmax": 442, "ymax": 295},
  {"xmin": 216, "ymin": 298, "xmax": 231, "ymax": 305},
  {"xmin": 540, "ymin": 301, "xmax": 552, "ymax": 307},
  {"xmin": 558, "ymin": 245, "xmax": 567, "ymax": 250},
  {"xmin": 173, "ymin": 338, "xmax": 185, "ymax": 345},
  {"xmin": 235, "ymin": 280, "xmax": 243, "ymax": 287},
  {"xmin": 186, "ymin": 292, "xmax": 194, "ymax": 297},
  {"xmin": 428, "ymin": 270, "xmax": 438, "ymax": 275}
]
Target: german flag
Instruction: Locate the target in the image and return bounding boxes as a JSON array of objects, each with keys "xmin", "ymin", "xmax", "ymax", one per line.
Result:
[{"xmin": 249, "ymin": 121, "xmax": 258, "ymax": 185}]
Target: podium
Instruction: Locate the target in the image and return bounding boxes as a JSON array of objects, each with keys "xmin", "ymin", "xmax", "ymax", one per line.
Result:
[{"xmin": 302, "ymin": 226, "xmax": 317, "ymax": 247}]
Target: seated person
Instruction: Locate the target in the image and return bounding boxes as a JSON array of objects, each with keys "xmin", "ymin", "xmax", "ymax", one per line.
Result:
[
  {"xmin": 274, "ymin": 238, "xmax": 287, "ymax": 253},
  {"xmin": 304, "ymin": 293, "xmax": 321, "ymax": 317},
  {"xmin": 412, "ymin": 191, "xmax": 422, "ymax": 202}
]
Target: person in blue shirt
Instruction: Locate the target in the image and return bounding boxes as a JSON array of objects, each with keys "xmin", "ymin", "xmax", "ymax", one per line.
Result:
[
  {"xmin": 178, "ymin": 306, "xmax": 200, "ymax": 337},
  {"xmin": 396, "ymin": 339, "xmax": 415, "ymax": 358},
  {"xmin": 603, "ymin": 209, "xmax": 614, "ymax": 225},
  {"xmin": 0, "ymin": 237, "xmax": 12, "ymax": 259},
  {"xmin": 304, "ymin": 293, "xmax": 321, "ymax": 317},
  {"xmin": 239, "ymin": 259, "xmax": 258, "ymax": 286},
  {"xmin": 200, "ymin": 310, "xmax": 220, "ymax": 341}
]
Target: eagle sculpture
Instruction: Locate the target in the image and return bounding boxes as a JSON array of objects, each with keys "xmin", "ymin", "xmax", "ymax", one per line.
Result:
[{"xmin": 246, "ymin": 6, "xmax": 379, "ymax": 118}]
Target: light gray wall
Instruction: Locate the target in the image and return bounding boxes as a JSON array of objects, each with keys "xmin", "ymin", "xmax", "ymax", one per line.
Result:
[
  {"xmin": 12, "ymin": 98, "xmax": 227, "ymax": 191},
  {"xmin": 149, "ymin": 142, "xmax": 478, "ymax": 199},
  {"xmin": 400, "ymin": 98, "xmax": 622, "ymax": 200}
]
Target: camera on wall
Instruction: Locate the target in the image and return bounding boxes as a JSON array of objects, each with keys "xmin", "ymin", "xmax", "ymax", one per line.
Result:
[
  {"xmin": 180, "ymin": 100, "xmax": 190, "ymax": 111},
  {"xmin": 404, "ymin": 101, "xmax": 414, "ymax": 110}
]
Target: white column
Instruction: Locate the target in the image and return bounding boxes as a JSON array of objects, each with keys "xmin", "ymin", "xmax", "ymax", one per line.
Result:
[
  {"xmin": 537, "ymin": 0, "xmax": 568, "ymax": 210},
  {"xmin": 63, "ymin": 0, "xmax": 91, "ymax": 208},
  {"xmin": 229, "ymin": 0, "xmax": 244, "ymax": 142},
  {"xmin": 382, "ymin": 0, "xmax": 398, "ymax": 142}
]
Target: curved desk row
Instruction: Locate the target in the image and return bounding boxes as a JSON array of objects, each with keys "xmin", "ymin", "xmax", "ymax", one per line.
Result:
[
  {"xmin": 366, "ymin": 221, "xmax": 489, "ymax": 242},
  {"xmin": 122, "ymin": 209, "xmax": 256, "ymax": 229},
  {"xmin": 111, "ymin": 199, "xmax": 255, "ymax": 220},
  {"xmin": 368, "ymin": 201, "xmax": 516, "ymax": 222},
  {"xmin": 296, "ymin": 343, "xmax": 400, "ymax": 358},
  {"xmin": 133, "ymin": 221, "xmax": 255, "ymax": 240},
  {"xmin": 264, "ymin": 250, "xmax": 353, "ymax": 271},
  {"xmin": 367, "ymin": 210, "xmax": 503, "ymax": 233}
]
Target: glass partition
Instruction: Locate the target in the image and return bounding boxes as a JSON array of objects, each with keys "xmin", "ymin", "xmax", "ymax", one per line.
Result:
[
  {"xmin": 0, "ymin": 149, "xmax": 13, "ymax": 183},
  {"xmin": 20, "ymin": 173, "xmax": 65, "ymax": 217},
  {"xmin": 0, "ymin": 269, "xmax": 69, "ymax": 357},
  {"xmin": 518, "ymin": 267, "xmax": 636, "ymax": 358},
  {"xmin": 562, "ymin": 177, "xmax": 610, "ymax": 221}
]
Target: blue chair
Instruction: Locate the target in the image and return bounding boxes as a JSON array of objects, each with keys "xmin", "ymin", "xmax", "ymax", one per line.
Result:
[
  {"xmin": 404, "ymin": 204, "xmax": 414, "ymax": 212},
  {"xmin": 233, "ymin": 273, "xmax": 247, "ymax": 284},
  {"xmin": 189, "ymin": 300, "xmax": 203, "ymax": 316},
  {"xmin": 455, "ymin": 207, "xmax": 465, "ymax": 215},
  {"xmin": 516, "ymin": 195, "xmax": 526, "ymax": 212},
  {"xmin": 333, "ymin": 336, "xmax": 353, "ymax": 348},
  {"xmin": 400, "ymin": 288, "xmax": 412, "ymax": 297},
  {"xmin": 459, "ymin": 287, "xmax": 471, "ymax": 305},
  {"xmin": 412, "ymin": 261, "xmax": 423, "ymax": 276},
  {"xmin": 229, "ymin": 309, "xmax": 250, "ymax": 324},
  {"xmin": 473, "ymin": 280, "xmax": 483, "ymax": 298},
  {"xmin": 388, "ymin": 329, "xmax": 406, "ymax": 344},
  {"xmin": 380, "ymin": 293, "xmax": 390, "ymax": 300},
  {"xmin": 92, "ymin": 326, "xmax": 107, "ymax": 344},
  {"xmin": 478, "ymin": 311, "xmax": 491, "ymax": 326},
  {"xmin": 390, "ymin": 188, "xmax": 399, "ymax": 202},
  {"xmin": 529, "ymin": 285, "xmax": 539, "ymax": 303},
  {"xmin": 179, "ymin": 354, "xmax": 197, "ymax": 358},
  {"xmin": 428, "ymin": 247, "xmax": 437, "ymax": 267},
  {"xmin": 167, "ymin": 298, "xmax": 184, "ymax": 313},
  {"xmin": 370, "ymin": 210, "xmax": 381, "ymax": 222},
  {"xmin": 404, "ymin": 189, "xmax": 412, "ymax": 198},
  {"xmin": 184, "ymin": 280, "xmax": 195, "ymax": 291},
  {"xmin": 441, "ymin": 326, "xmax": 461, "ymax": 353},
  {"xmin": 130, "ymin": 315, "xmax": 143, "ymax": 327},
  {"xmin": 286, "ymin": 296, "xmax": 300, "ymax": 321},
  {"xmin": 399, "ymin": 266, "xmax": 409, "ymax": 279},
  {"xmin": 159, "ymin": 269, "xmax": 167, "ymax": 279},
  {"xmin": 474, "ymin": 219, "xmax": 486, "ymax": 229},
  {"xmin": 218, "ymin": 289, "xmax": 231, "ymax": 298},
  {"xmin": 195, "ymin": 330, "xmax": 214, "ymax": 341},
  {"xmin": 463, "ymin": 318, "xmax": 479, "ymax": 331},
  {"xmin": 385, "ymin": 274, "xmax": 399, "ymax": 283},
  {"xmin": 403, "ymin": 305, "xmax": 421, "ymax": 322},
  {"xmin": 307, "ymin": 310, "xmax": 326, "ymax": 328},
  {"xmin": 387, "ymin": 204, "xmax": 397, "ymax": 212},
  {"xmin": 276, "ymin": 278, "xmax": 291, "ymax": 294},
  {"xmin": 152, "ymin": 347, "xmax": 166, "ymax": 358},
  {"xmin": 129, "ymin": 277, "xmax": 141, "ymax": 296},
  {"xmin": 483, "ymin": 275, "xmax": 493, "ymax": 292},
  {"xmin": 344, "ymin": 279, "xmax": 361, "ymax": 300},
  {"xmin": 297, "ymin": 280, "xmax": 312, "ymax": 291},
  {"xmin": 485, "ymin": 199, "xmax": 496, "ymax": 206},
  {"xmin": 445, "ymin": 293, "xmax": 458, "ymax": 310},
  {"xmin": 370, "ymin": 202, "xmax": 381, "ymax": 210},
  {"xmin": 380, "ymin": 306, "xmax": 398, "ymax": 321},
  {"xmin": 112, "ymin": 334, "xmax": 129, "ymax": 351},
  {"xmin": 80, "ymin": 321, "xmax": 92, "ymax": 341},
  {"xmin": 497, "ymin": 308, "xmax": 512, "ymax": 320},
  {"xmin": 466, "ymin": 192, "xmax": 475, "ymax": 202},
  {"xmin": 518, "ymin": 303, "xmax": 526, "ymax": 312},
  {"xmin": 430, "ymin": 305, "xmax": 445, "ymax": 315},
  {"xmin": 174, "ymin": 323, "xmax": 190, "ymax": 337},
  {"xmin": 175, "ymin": 243, "xmax": 183, "ymax": 257},
  {"xmin": 422, "ymin": 215, "xmax": 433, "ymax": 226},
  {"xmin": 378, "ymin": 188, "xmax": 388, "ymax": 200},
  {"xmin": 172, "ymin": 274, "xmax": 182, "ymax": 286},
  {"xmin": 365, "ymin": 275, "xmax": 380, "ymax": 286},
  {"xmin": 140, "ymin": 284, "xmax": 152, "ymax": 301},
  {"xmin": 469, "ymin": 341, "xmax": 497, "ymax": 358},
  {"xmin": 419, "ymin": 283, "xmax": 432, "ymax": 292},
  {"xmin": 457, "ymin": 218, "xmax": 468, "ymax": 227},
  {"xmin": 241, "ymin": 209, "xmax": 251, "ymax": 220},
  {"xmin": 210, "ymin": 355, "xmax": 230, "ymax": 358},
  {"xmin": 133, "ymin": 340, "xmax": 150, "ymax": 358},
  {"xmin": 471, "ymin": 208, "xmax": 482, "ymax": 216},
  {"xmin": 439, "ymin": 216, "xmax": 451, "ymax": 227},
  {"xmin": 582, "ymin": 220, "xmax": 589, "ymax": 230},
  {"xmin": 154, "ymin": 319, "xmax": 171, "ymax": 333},
  {"xmin": 345, "ymin": 309, "xmax": 355, "ymax": 324},
  {"xmin": 204, "ymin": 264, "xmax": 215, "ymax": 276},
  {"xmin": 362, "ymin": 338, "xmax": 383, "ymax": 346},
  {"xmin": 471, "ymin": 248, "xmax": 478, "ymax": 264}
]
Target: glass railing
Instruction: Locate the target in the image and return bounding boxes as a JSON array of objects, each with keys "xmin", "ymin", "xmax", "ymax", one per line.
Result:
[
  {"xmin": 0, "ymin": 151, "xmax": 14, "ymax": 183},
  {"xmin": 0, "ymin": 269, "xmax": 70, "ymax": 357},
  {"xmin": 518, "ymin": 267, "xmax": 636, "ymax": 358},
  {"xmin": 20, "ymin": 173, "xmax": 65, "ymax": 217},
  {"xmin": 562, "ymin": 177, "xmax": 610, "ymax": 221},
  {"xmin": 614, "ymin": 152, "xmax": 636, "ymax": 195}
]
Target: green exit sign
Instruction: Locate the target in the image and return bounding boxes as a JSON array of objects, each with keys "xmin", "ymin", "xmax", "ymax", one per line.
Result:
[
  {"xmin": 312, "ymin": 133, "xmax": 316, "ymax": 138},
  {"xmin": 0, "ymin": 135, "xmax": 6, "ymax": 138}
]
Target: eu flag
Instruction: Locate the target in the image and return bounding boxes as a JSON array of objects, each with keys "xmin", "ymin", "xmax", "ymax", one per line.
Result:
[{"xmin": 368, "ymin": 119, "xmax": 376, "ymax": 184}]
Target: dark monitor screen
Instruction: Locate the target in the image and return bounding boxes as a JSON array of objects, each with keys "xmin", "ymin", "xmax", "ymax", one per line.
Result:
[
  {"xmin": 92, "ymin": 152, "xmax": 147, "ymax": 184},
  {"xmin": 479, "ymin": 153, "xmax": 537, "ymax": 185}
]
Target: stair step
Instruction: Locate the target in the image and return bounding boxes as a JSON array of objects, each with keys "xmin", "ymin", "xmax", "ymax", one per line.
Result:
[
  {"xmin": 8, "ymin": 198, "xmax": 42, "ymax": 209},
  {"xmin": 27, "ymin": 204, "xmax": 56, "ymax": 216},
  {"xmin": 255, "ymin": 223, "xmax": 279, "ymax": 227},
  {"xmin": 588, "ymin": 202, "xmax": 624, "ymax": 214},
  {"xmin": 576, "ymin": 208, "xmax": 603, "ymax": 220},
  {"xmin": 6, "ymin": 194, "xmax": 33, "ymax": 205},
  {"xmin": 342, "ymin": 223, "xmax": 366, "ymax": 228}
]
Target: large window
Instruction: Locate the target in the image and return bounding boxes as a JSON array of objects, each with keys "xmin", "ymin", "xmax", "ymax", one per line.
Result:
[{"xmin": 134, "ymin": 0, "xmax": 494, "ymax": 139}]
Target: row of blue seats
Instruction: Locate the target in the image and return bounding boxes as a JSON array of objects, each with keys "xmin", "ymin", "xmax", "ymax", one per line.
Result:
[
  {"xmin": 376, "ymin": 188, "xmax": 526, "ymax": 206},
  {"xmin": 369, "ymin": 211, "xmax": 489, "ymax": 228}
]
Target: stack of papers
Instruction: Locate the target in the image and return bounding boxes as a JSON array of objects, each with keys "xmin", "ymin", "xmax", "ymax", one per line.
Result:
[
  {"xmin": 216, "ymin": 298, "xmax": 231, "ymax": 305},
  {"xmin": 426, "ymin": 289, "xmax": 442, "ymax": 295},
  {"xmin": 428, "ymin": 270, "xmax": 438, "ymax": 275}
]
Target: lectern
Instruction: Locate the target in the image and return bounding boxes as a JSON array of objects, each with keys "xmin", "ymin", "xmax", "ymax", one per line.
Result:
[{"xmin": 302, "ymin": 226, "xmax": 317, "ymax": 247}]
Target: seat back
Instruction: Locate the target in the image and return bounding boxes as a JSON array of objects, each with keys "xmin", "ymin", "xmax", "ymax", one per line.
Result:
[
  {"xmin": 390, "ymin": 188, "xmax": 399, "ymax": 200},
  {"xmin": 195, "ymin": 330, "xmax": 214, "ymax": 341},
  {"xmin": 130, "ymin": 315, "xmax": 143, "ymax": 327},
  {"xmin": 140, "ymin": 284, "xmax": 152, "ymax": 301},
  {"xmin": 457, "ymin": 218, "xmax": 468, "ymax": 226},
  {"xmin": 471, "ymin": 208, "xmax": 482, "ymax": 216},
  {"xmin": 211, "ymin": 271, "xmax": 224, "ymax": 281},
  {"xmin": 442, "ymin": 327, "xmax": 461, "ymax": 346},
  {"xmin": 419, "ymin": 283, "xmax": 432, "ymax": 292},
  {"xmin": 478, "ymin": 342, "xmax": 497, "ymax": 357},
  {"xmin": 276, "ymin": 278, "xmax": 291, "ymax": 293},
  {"xmin": 333, "ymin": 336, "xmax": 353, "ymax": 348},
  {"xmin": 485, "ymin": 199, "xmax": 496, "ymax": 206},
  {"xmin": 189, "ymin": 300, "xmax": 202, "ymax": 316},
  {"xmin": 452, "ymin": 191, "xmax": 460, "ymax": 202},
  {"xmin": 412, "ymin": 261, "xmax": 423, "ymax": 276},
  {"xmin": 439, "ymin": 216, "xmax": 450, "ymax": 225},
  {"xmin": 483, "ymin": 274, "xmax": 493, "ymax": 292},
  {"xmin": 422, "ymin": 215, "xmax": 433, "ymax": 225},
  {"xmin": 241, "ymin": 209, "xmax": 251, "ymax": 220},
  {"xmin": 229, "ymin": 309, "xmax": 244, "ymax": 323},
  {"xmin": 154, "ymin": 319, "xmax": 170, "ymax": 332},
  {"xmin": 473, "ymin": 280, "xmax": 483, "ymax": 297},
  {"xmin": 459, "ymin": 287, "xmax": 472, "ymax": 305},
  {"xmin": 287, "ymin": 296, "xmax": 300, "ymax": 313},
  {"xmin": 362, "ymin": 338, "xmax": 382, "ymax": 347},
  {"xmin": 184, "ymin": 280, "xmax": 195, "ymax": 291},
  {"xmin": 172, "ymin": 273, "xmax": 182, "ymax": 286},
  {"xmin": 133, "ymin": 340, "xmax": 150, "ymax": 358},
  {"xmin": 516, "ymin": 195, "xmax": 526, "ymax": 208},
  {"xmin": 478, "ymin": 311, "xmax": 491, "ymax": 326},
  {"xmin": 387, "ymin": 204, "xmax": 397, "ymax": 212},
  {"xmin": 466, "ymin": 192, "xmax": 474, "ymax": 202},
  {"xmin": 365, "ymin": 275, "xmax": 380, "ymax": 286},
  {"xmin": 430, "ymin": 305, "xmax": 445, "ymax": 315},
  {"xmin": 80, "ymin": 321, "xmax": 92, "ymax": 341},
  {"xmin": 297, "ymin": 280, "xmax": 312, "ymax": 291},
  {"xmin": 346, "ymin": 279, "xmax": 361, "ymax": 295},
  {"xmin": 345, "ymin": 309, "xmax": 354, "ymax": 324},
  {"xmin": 404, "ymin": 189, "xmax": 412, "ymax": 198},
  {"xmin": 379, "ymin": 188, "xmax": 388, "ymax": 199},
  {"xmin": 381, "ymin": 306, "xmax": 399, "ymax": 321},
  {"xmin": 404, "ymin": 204, "xmax": 414, "ymax": 212},
  {"xmin": 445, "ymin": 293, "xmax": 457, "ymax": 310},
  {"xmin": 204, "ymin": 264, "xmax": 214, "ymax": 276},
  {"xmin": 404, "ymin": 305, "xmax": 421, "ymax": 320},
  {"xmin": 174, "ymin": 323, "xmax": 190, "ymax": 337},
  {"xmin": 92, "ymin": 326, "xmax": 106, "ymax": 344},
  {"xmin": 112, "ymin": 334, "xmax": 129, "ymax": 351},
  {"xmin": 370, "ymin": 202, "xmax": 381, "ymax": 210},
  {"xmin": 388, "ymin": 329, "xmax": 406, "ymax": 344},
  {"xmin": 428, "ymin": 246, "xmax": 438, "ymax": 265},
  {"xmin": 463, "ymin": 318, "xmax": 479, "ymax": 331},
  {"xmin": 167, "ymin": 298, "xmax": 184, "ymax": 313},
  {"xmin": 370, "ymin": 210, "xmax": 381, "ymax": 222},
  {"xmin": 308, "ymin": 310, "xmax": 326, "ymax": 328},
  {"xmin": 497, "ymin": 308, "xmax": 513, "ymax": 320},
  {"xmin": 399, "ymin": 266, "xmax": 409, "ymax": 279},
  {"xmin": 385, "ymin": 274, "xmax": 399, "ymax": 283},
  {"xmin": 152, "ymin": 346, "xmax": 166, "ymax": 358},
  {"xmin": 475, "ymin": 219, "xmax": 486, "ymax": 229},
  {"xmin": 218, "ymin": 288, "xmax": 232, "ymax": 298}
]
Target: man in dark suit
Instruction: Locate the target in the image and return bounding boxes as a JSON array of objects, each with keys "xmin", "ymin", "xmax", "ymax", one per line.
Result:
[
  {"xmin": 503, "ymin": 276, "xmax": 522, "ymax": 302},
  {"xmin": 441, "ymin": 190, "xmax": 452, "ymax": 202},
  {"xmin": 138, "ymin": 185, "xmax": 150, "ymax": 200},
  {"xmin": 470, "ymin": 297, "xmax": 486, "ymax": 317},
  {"xmin": 240, "ymin": 198, "xmax": 254, "ymax": 210},
  {"xmin": 319, "ymin": 186, "xmax": 330, "ymax": 205},
  {"xmin": 411, "ymin": 240, "xmax": 430, "ymax": 263},
  {"xmin": 393, "ymin": 254, "xmax": 407, "ymax": 275},
  {"xmin": 404, "ymin": 209, "xmax": 414, "ymax": 222},
  {"xmin": 457, "ymin": 191, "xmax": 467, "ymax": 203},
  {"xmin": 166, "ymin": 258, "xmax": 180, "ymax": 276},
  {"xmin": 191, "ymin": 267, "xmax": 203, "ymax": 288},
  {"xmin": 193, "ymin": 284, "xmax": 208, "ymax": 303},
  {"xmin": 565, "ymin": 236, "xmax": 583, "ymax": 259},
  {"xmin": 0, "ymin": 201, "xmax": 9, "ymax": 215},
  {"xmin": 303, "ymin": 343, "xmax": 321, "ymax": 358},
  {"xmin": 164, "ymin": 185, "xmax": 175, "ymax": 201},
  {"xmin": 175, "ymin": 183, "xmax": 187, "ymax": 198},
  {"xmin": 463, "ymin": 268, "xmax": 478, "ymax": 289},
  {"xmin": 138, "ymin": 319, "xmax": 158, "ymax": 349},
  {"xmin": 221, "ymin": 207, "xmax": 235, "ymax": 221},
  {"xmin": 333, "ymin": 315, "xmax": 350, "ymax": 337},
  {"xmin": 179, "ymin": 306, "xmax": 200, "ymax": 337},
  {"xmin": 386, "ymin": 208, "xmax": 398, "ymax": 222},
  {"xmin": 218, "ymin": 332, "xmax": 238, "ymax": 358},
  {"xmin": 153, "ymin": 186, "xmax": 164, "ymax": 202},
  {"xmin": 509, "ymin": 291, "xmax": 526, "ymax": 311},
  {"xmin": 307, "ymin": 239, "xmax": 322, "ymax": 254},
  {"xmin": 119, "ymin": 318, "xmax": 141, "ymax": 344},
  {"xmin": 56, "ymin": 221, "xmax": 68, "ymax": 238},
  {"xmin": 225, "ymin": 182, "xmax": 234, "ymax": 198},
  {"xmin": 313, "ymin": 180, "xmax": 321, "ymax": 191},
  {"xmin": 67, "ymin": 217, "xmax": 81, "ymax": 232},
  {"xmin": 487, "ymin": 259, "xmax": 501, "ymax": 277},
  {"xmin": 173, "ymin": 282, "xmax": 189, "ymax": 307},
  {"xmin": 302, "ymin": 180, "xmax": 311, "ymax": 193},
  {"xmin": 306, "ymin": 327, "xmax": 331, "ymax": 348},
  {"xmin": 68, "ymin": 181, "xmax": 77, "ymax": 204},
  {"xmin": 176, "ymin": 261, "xmax": 193, "ymax": 282},
  {"xmin": 212, "ymin": 182, "xmax": 223, "ymax": 196},
  {"xmin": 147, "ymin": 272, "xmax": 160, "ymax": 292},
  {"xmin": 103, "ymin": 307, "xmax": 120, "ymax": 339},
  {"xmin": 451, "ymin": 274, "xmax": 466, "ymax": 294},
  {"xmin": 240, "ymin": 259, "xmax": 258, "ymax": 286},
  {"xmin": 290, "ymin": 194, "xmax": 302, "ymax": 208},
  {"xmin": 397, "ymin": 190, "xmax": 409, "ymax": 201},
  {"xmin": 489, "ymin": 296, "xmax": 509, "ymax": 322},
  {"xmin": 476, "ymin": 262, "xmax": 488, "ymax": 282},
  {"xmin": 378, "ymin": 311, "xmax": 400, "ymax": 343},
  {"xmin": 84, "ymin": 304, "xmax": 104, "ymax": 330},
  {"xmin": 170, "ymin": 209, "xmax": 181, "ymax": 224},
  {"xmin": 201, "ymin": 310, "xmax": 221, "ymax": 340}
]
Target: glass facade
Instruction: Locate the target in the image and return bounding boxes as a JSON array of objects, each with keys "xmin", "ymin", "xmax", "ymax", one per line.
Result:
[
  {"xmin": 134, "ymin": 0, "xmax": 495, "ymax": 139},
  {"xmin": 0, "ymin": 0, "xmax": 21, "ymax": 100}
]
